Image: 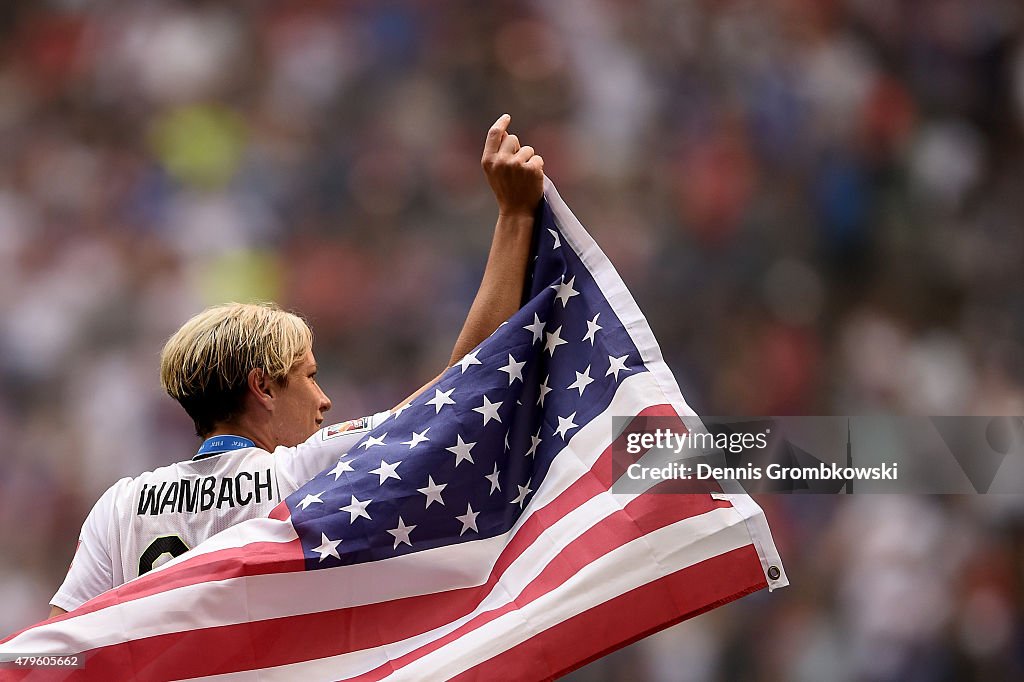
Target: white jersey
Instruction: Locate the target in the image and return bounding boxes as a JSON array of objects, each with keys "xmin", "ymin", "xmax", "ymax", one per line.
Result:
[{"xmin": 51, "ymin": 411, "xmax": 389, "ymax": 612}]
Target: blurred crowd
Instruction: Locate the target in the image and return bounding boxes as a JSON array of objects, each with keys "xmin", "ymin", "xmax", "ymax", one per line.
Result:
[{"xmin": 1, "ymin": 0, "xmax": 1023, "ymax": 679}]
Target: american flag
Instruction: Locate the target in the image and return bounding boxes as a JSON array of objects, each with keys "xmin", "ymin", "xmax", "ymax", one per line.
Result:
[{"xmin": 0, "ymin": 180, "xmax": 786, "ymax": 681}]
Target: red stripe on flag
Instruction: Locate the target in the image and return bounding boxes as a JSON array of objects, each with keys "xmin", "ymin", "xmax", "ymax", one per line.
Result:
[
  {"xmin": 269, "ymin": 501, "xmax": 291, "ymax": 521},
  {"xmin": 75, "ymin": 538, "xmax": 304, "ymax": 617},
  {"xmin": 597, "ymin": 404, "xmax": 679, "ymax": 488},
  {"xmin": 450, "ymin": 545, "xmax": 767, "ymax": 682}
]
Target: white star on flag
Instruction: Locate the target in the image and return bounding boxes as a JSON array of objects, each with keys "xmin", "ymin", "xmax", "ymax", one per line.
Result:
[
  {"xmin": 297, "ymin": 492, "xmax": 324, "ymax": 511},
  {"xmin": 456, "ymin": 503, "xmax": 480, "ymax": 536},
  {"xmin": 554, "ymin": 412, "xmax": 579, "ymax": 440},
  {"xmin": 402, "ymin": 428, "xmax": 430, "ymax": 448},
  {"xmin": 425, "ymin": 388, "xmax": 456, "ymax": 413},
  {"xmin": 456, "ymin": 350, "xmax": 482, "ymax": 373},
  {"xmin": 417, "ymin": 476, "xmax": 447, "ymax": 508},
  {"xmin": 568, "ymin": 365, "xmax": 595, "ymax": 396},
  {"xmin": 523, "ymin": 313, "xmax": 545, "ymax": 344},
  {"xmin": 312, "ymin": 532, "xmax": 341, "ymax": 562},
  {"xmin": 544, "ymin": 326, "xmax": 568, "ymax": 356},
  {"xmin": 583, "ymin": 313, "xmax": 602, "ymax": 344},
  {"xmin": 368, "ymin": 459, "xmax": 401, "ymax": 485},
  {"xmin": 498, "ymin": 354, "xmax": 526, "ymax": 385},
  {"xmin": 359, "ymin": 433, "xmax": 387, "ymax": 450},
  {"xmin": 548, "ymin": 228, "xmax": 561, "ymax": 249},
  {"xmin": 326, "ymin": 459, "xmax": 353, "ymax": 480},
  {"xmin": 485, "ymin": 463, "xmax": 501, "ymax": 494},
  {"xmin": 606, "ymin": 354, "xmax": 630, "ymax": 381},
  {"xmin": 473, "ymin": 395, "xmax": 503, "ymax": 426},
  {"xmin": 552, "ymin": 276, "xmax": 579, "ymax": 307},
  {"xmin": 511, "ymin": 478, "xmax": 533, "ymax": 509},
  {"xmin": 446, "ymin": 434, "xmax": 476, "ymax": 467},
  {"xmin": 537, "ymin": 375, "xmax": 552, "ymax": 407},
  {"xmin": 387, "ymin": 517, "xmax": 416, "ymax": 550},
  {"xmin": 340, "ymin": 495, "xmax": 371, "ymax": 523},
  {"xmin": 526, "ymin": 428, "xmax": 542, "ymax": 458}
]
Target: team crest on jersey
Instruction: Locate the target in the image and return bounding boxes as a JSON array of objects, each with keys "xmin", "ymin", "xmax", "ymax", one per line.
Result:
[{"xmin": 322, "ymin": 417, "xmax": 370, "ymax": 440}]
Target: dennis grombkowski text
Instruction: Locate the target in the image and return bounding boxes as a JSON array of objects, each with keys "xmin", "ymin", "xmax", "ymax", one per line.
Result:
[{"xmin": 626, "ymin": 461, "xmax": 899, "ymax": 481}]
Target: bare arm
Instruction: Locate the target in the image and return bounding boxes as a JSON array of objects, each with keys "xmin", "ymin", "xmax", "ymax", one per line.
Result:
[
  {"xmin": 49, "ymin": 605, "xmax": 66, "ymax": 619},
  {"xmin": 395, "ymin": 114, "xmax": 543, "ymax": 408}
]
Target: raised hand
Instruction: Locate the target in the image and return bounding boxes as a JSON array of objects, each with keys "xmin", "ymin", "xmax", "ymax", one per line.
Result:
[{"xmin": 481, "ymin": 114, "xmax": 545, "ymax": 217}]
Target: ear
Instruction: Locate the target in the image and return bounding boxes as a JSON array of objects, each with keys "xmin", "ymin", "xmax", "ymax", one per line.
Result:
[{"xmin": 246, "ymin": 368, "xmax": 275, "ymax": 411}]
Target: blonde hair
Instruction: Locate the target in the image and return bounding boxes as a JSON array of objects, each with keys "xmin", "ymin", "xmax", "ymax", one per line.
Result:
[{"xmin": 160, "ymin": 302, "xmax": 313, "ymax": 436}]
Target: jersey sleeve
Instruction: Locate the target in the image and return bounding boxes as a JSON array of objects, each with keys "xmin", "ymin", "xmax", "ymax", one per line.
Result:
[
  {"xmin": 275, "ymin": 411, "xmax": 391, "ymax": 496},
  {"xmin": 50, "ymin": 478, "xmax": 129, "ymax": 612}
]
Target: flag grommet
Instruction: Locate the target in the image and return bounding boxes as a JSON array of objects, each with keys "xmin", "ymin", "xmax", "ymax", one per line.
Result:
[{"xmin": 767, "ymin": 566, "xmax": 781, "ymax": 580}]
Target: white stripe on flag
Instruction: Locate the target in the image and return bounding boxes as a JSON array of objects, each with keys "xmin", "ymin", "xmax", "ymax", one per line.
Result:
[{"xmin": 157, "ymin": 515, "xmax": 299, "ymax": 563}]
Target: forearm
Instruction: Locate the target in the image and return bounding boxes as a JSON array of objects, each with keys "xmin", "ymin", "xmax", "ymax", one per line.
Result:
[
  {"xmin": 396, "ymin": 114, "xmax": 542, "ymax": 409},
  {"xmin": 448, "ymin": 211, "xmax": 535, "ymax": 367}
]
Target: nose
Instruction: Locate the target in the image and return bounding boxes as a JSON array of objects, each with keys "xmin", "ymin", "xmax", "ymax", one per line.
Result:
[{"xmin": 320, "ymin": 388, "xmax": 333, "ymax": 414}]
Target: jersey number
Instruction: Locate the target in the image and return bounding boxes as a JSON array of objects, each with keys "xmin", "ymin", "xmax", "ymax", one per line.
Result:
[{"xmin": 138, "ymin": 535, "xmax": 190, "ymax": 576}]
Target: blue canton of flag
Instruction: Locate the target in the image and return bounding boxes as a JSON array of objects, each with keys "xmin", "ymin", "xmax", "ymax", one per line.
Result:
[{"xmin": 288, "ymin": 199, "xmax": 645, "ymax": 567}]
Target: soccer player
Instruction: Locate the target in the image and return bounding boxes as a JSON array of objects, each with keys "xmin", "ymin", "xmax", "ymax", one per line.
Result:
[{"xmin": 49, "ymin": 114, "xmax": 544, "ymax": 617}]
